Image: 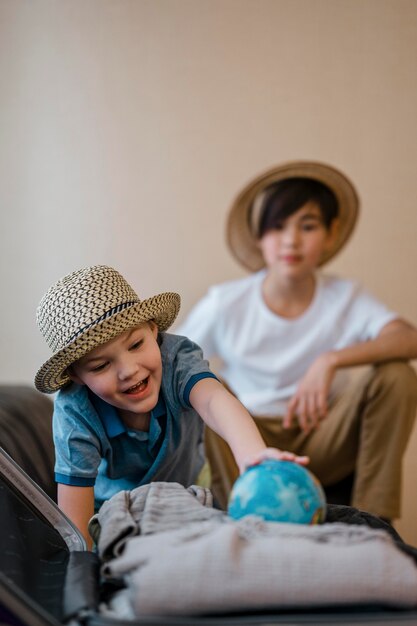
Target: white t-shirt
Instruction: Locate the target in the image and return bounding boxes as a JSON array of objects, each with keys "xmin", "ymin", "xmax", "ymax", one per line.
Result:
[{"xmin": 177, "ymin": 271, "xmax": 398, "ymax": 417}]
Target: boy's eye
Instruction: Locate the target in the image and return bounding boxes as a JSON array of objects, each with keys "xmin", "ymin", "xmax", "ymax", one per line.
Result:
[
  {"xmin": 301, "ymin": 218, "xmax": 324, "ymax": 230},
  {"xmin": 129, "ymin": 340, "xmax": 143, "ymax": 351},
  {"xmin": 301, "ymin": 220, "xmax": 322, "ymax": 231},
  {"xmin": 90, "ymin": 362, "xmax": 108, "ymax": 373}
]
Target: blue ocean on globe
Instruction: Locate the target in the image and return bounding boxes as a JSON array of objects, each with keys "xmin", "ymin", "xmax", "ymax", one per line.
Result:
[{"xmin": 228, "ymin": 459, "xmax": 326, "ymax": 525}]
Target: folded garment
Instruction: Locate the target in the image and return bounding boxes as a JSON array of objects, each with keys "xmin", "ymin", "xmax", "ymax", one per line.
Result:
[
  {"xmin": 93, "ymin": 482, "xmax": 417, "ymax": 617},
  {"xmin": 104, "ymin": 517, "xmax": 417, "ymax": 616},
  {"xmin": 89, "ymin": 482, "xmax": 223, "ymax": 559}
]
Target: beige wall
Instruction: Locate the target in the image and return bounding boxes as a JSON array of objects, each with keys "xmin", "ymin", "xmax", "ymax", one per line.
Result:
[{"xmin": 1, "ymin": 0, "xmax": 416, "ymax": 542}]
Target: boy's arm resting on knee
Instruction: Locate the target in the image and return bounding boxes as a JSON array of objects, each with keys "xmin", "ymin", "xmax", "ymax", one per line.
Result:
[
  {"xmin": 189, "ymin": 377, "xmax": 308, "ymax": 473},
  {"xmin": 57, "ymin": 483, "xmax": 95, "ymax": 550},
  {"xmin": 285, "ymin": 319, "xmax": 417, "ymax": 431},
  {"xmin": 326, "ymin": 318, "xmax": 417, "ymax": 369},
  {"xmin": 369, "ymin": 318, "xmax": 417, "ymax": 360}
]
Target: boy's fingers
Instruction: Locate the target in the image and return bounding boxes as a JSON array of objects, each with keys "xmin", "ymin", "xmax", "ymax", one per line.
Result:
[
  {"xmin": 317, "ymin": 392, "xmax": 328, "ymax": 419},
  {"xmin": 284, "ymin": 398, "xmax": 297, "ymax": 428},
  {"xmin": 251, "ymin": 448, "xmax": 309, "ymax": 466},
  {"xmin": 297, "ymin": 397, "xmax": 310, "ymax": 432},
  {"xmin": 278, "ymin": 451, "xmax": 310, "ymax": 465},
  {"xmin": 285, "ymin": 393, "xmax": 324, "ymax": 432},
  {"xmin": 306, "ymin": 395, "xmax": 319, "ymax": 428}
]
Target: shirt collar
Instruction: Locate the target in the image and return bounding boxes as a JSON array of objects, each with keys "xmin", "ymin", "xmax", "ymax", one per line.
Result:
[
  {"xmin": 89, "ymin": 390, "xmax": 167, "ymax": 438},
  {"xmin": 152, "ymin": 393, "xmax": 166, "ymax": 419}
]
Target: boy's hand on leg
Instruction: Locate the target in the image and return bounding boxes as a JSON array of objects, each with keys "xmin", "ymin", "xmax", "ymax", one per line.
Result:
[{"xmin": 284, "ymin": 353, "xmax": 337, "ymax": 433}]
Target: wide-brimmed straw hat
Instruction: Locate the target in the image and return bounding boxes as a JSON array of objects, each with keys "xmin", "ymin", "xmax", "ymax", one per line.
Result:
[
  {"xmin": 35, "ymin": 265, "xmax": 180, "ymax": 394},
  {"xmin": 227, "ymin": 160, "xmax": 360, "ymax": 272}
]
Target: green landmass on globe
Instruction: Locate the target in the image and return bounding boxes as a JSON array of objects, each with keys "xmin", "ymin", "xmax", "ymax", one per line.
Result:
[{"xmin": 228, "ymin": 459, "xmax": 326, "ymax": 525}]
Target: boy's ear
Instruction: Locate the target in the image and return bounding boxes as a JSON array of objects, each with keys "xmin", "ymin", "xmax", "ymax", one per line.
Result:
[
  {"xmin": 67, "ymin": 366, "xmax": 85, "ymax": 386},
  {"xmin": 324, "ymin": 218, "xmax": 340, "ymax": 252},
  {"xmin": 148, "ymin": 320, "xmax": 158, "ymax": 338}
]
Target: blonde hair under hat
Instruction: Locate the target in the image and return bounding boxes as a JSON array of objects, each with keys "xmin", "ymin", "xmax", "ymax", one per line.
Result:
[
  {"xmin": 35, "ymin": 265, "xmax": 180, "ymax": 394},
  {"xmin": 226, "ymin": 160, "xmax": 360, "ymax": 272}
]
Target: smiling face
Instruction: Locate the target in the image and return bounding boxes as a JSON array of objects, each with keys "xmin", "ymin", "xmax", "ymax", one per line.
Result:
[
  {"xmin": 258, "ymin": 202, "xmax": 338, "ymax": 279},
  {"xmin": 69, "ymin": 322, "xmax": 162, "ymax": 425}
]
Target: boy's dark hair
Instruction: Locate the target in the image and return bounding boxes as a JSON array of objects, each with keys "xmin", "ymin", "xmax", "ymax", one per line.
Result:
[{"xmin": 258, "ymin": 177, "xmax": 339, "ymax": 237}]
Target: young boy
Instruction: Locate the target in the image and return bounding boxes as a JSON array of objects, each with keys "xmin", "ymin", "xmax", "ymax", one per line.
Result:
[
  {"xmin": 35, "ymin": 265, "xmax": 306, "ymax": 548},
  {"xmin": 178, "ymin": 161, "xmax": 417, "ymax": 519}
]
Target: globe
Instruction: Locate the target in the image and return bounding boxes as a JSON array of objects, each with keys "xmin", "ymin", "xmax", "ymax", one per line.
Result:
[{"xmin": 228, "ymin": 459, "xmax": 326, "ymax": 525}]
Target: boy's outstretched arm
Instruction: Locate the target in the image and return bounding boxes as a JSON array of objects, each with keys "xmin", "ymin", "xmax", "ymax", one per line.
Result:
[
  {"xmin": 58, "ymin": 483, "xmax": 95, "ymax": 550},
  {"xmin": 285, "ymin": 318, "xmax": 417, "ymax": 432},
  {"xmin": 189, "ymin": 377, "xmax": 308, "ymax": 474}
]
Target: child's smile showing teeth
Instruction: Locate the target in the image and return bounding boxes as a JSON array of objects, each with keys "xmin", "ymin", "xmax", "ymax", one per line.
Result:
[{"xmin": 124, "ymin": 376, "xmax": 149, "ymax": 395}]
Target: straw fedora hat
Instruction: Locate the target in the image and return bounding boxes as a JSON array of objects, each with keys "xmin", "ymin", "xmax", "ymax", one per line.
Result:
[
  {"xmin": 35, "ymin": 265, "xmax": 180, "ymax": 394},
  {"xmin": 226, "ymin": 160, "xmax": 360, "ymax": 272}
]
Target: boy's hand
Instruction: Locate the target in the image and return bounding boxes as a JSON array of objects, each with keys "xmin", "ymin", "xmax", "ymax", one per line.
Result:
[
  {"xmin": 284, "ymin": 352, "xmax": 337, "ymax": 433},
  {"xmin": 242, "ymin": 447, "xmax": 309, "ymax": 472}
]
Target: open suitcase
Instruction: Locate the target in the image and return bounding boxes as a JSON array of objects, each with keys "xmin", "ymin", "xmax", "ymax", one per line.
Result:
[{"xmin": 1, "ymin": 445, "xmax": 417, "ymax": 626}]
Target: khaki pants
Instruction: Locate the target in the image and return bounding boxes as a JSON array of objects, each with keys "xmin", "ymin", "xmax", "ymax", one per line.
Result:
[{"xmin": 205, "ymin": 362, "xmax": 417, "ymax": 520}]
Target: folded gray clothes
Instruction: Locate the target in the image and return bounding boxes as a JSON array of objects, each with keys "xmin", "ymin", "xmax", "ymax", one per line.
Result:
[
  {"xmin": 103, "ymin": 517, "xmax": 417, "ymax": 616},
  {"xmin": 89, "ymin": 481, "xmax": 225, "ymax": 559},
  {"xmin": 92, "ymin": 481, "xmax": 417, "ymax": 617}
]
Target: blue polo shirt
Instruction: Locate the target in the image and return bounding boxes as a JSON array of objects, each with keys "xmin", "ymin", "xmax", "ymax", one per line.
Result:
[{"xmin": 53, "ymin": 333, "xmax": 216, "ymax": 509}]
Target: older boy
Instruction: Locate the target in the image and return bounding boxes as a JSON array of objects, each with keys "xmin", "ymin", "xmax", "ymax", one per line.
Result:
[
  {"xmin": 35, "ymin": 265, "xmax": 306, "ymax": 548},
  {"xmin": 178, "ymin": 161, "xmax": 417, "ymax": 519}
]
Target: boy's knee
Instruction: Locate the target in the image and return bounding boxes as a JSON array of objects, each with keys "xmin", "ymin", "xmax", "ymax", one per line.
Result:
[{"xmin": 372, "ymin": 361, "xmax": 417, "ymax": 403}]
